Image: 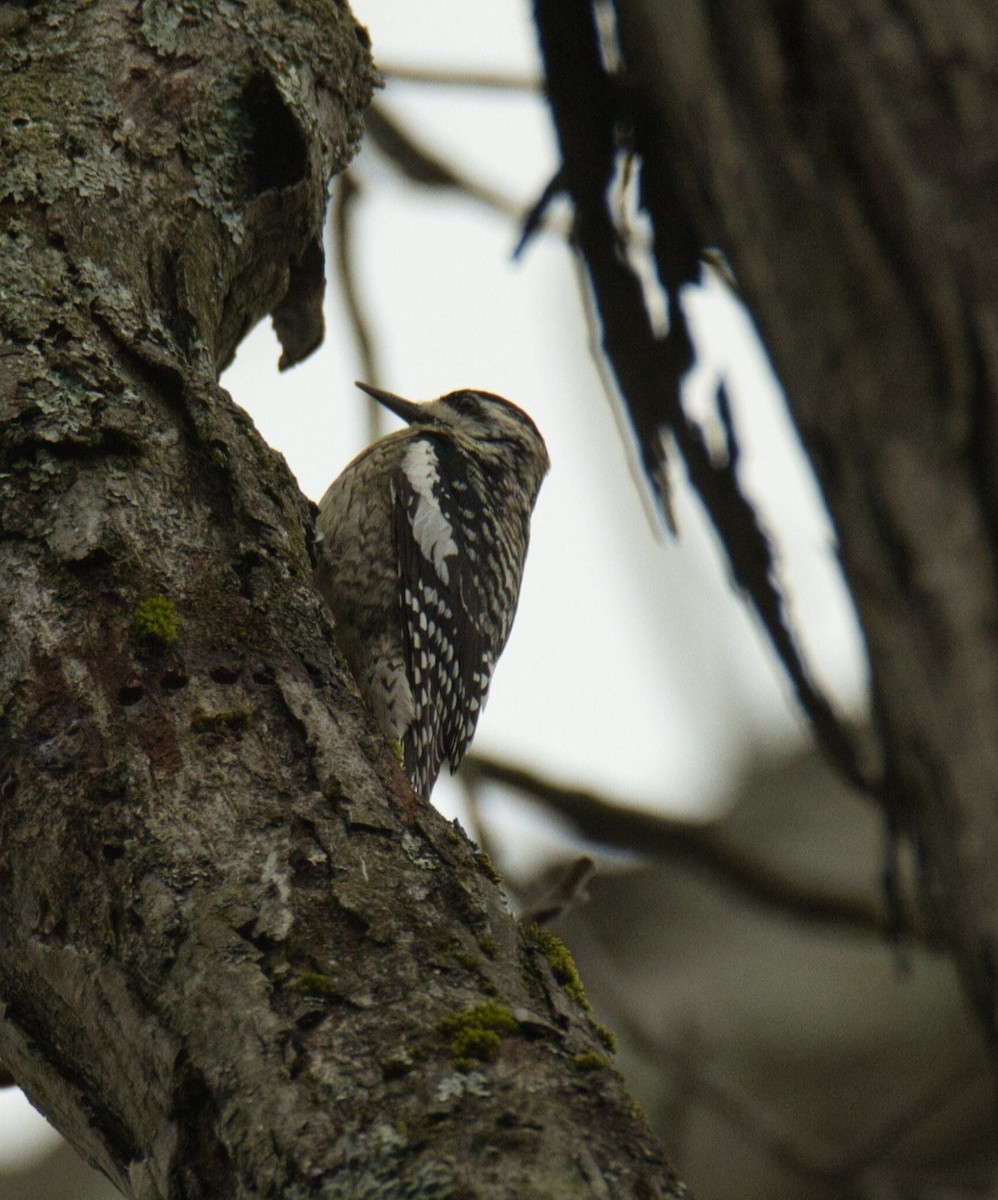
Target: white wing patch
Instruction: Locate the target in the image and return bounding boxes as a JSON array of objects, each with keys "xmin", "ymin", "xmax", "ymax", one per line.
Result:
[{"xmin": 402, "ymin": 440, "xmax": 458, "ymax": 584}]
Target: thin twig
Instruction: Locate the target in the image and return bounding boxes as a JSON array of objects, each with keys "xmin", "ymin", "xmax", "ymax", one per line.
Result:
[
  {"xmin": 519, "ymin": 855, "xmax": 596, "ymax": 926},
  {"xmin": 364, "ymin": 103, "xmax": 522, "ymax": 219},
  {"xmin": 363, "ymin": 103, "xmax": 571, "ymax": 242},
  {"xmin": 330, "ymin": 172, "xmax": 382, "ymax": 442},
  {"xmin": 572, "ymin": 254, "xmax": 673, "ymax": 535},
  {"xmin": 376, "ymin": 63, "xmax": 543, "ymax": 93}
]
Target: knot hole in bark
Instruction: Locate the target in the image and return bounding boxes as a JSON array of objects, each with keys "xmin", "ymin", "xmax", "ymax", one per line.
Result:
[{"xmin": 243, "ymin": 74, "xmax": 308, "ymax": 195}]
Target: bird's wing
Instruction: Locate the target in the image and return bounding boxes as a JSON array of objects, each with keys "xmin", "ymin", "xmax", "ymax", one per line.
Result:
[{"xmin": 392, "ymin": 436, "xmax": 492, "ymax": 795}]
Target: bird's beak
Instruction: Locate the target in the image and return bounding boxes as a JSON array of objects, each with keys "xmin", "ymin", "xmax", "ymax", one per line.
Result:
[{"xmin": 355, "ymin": 381, "xmax": 427, "ymax": 425}]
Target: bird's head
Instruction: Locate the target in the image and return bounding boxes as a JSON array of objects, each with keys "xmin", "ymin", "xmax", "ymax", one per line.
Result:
[{"xmin": 355, "ymin": 381, "xmax": 550, "ymax": 498}]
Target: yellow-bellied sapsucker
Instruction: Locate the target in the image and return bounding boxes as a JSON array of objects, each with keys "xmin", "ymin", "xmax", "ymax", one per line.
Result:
[{"xmin": 315, "ymin": 382, "xmax": 549, "ymax": 799}]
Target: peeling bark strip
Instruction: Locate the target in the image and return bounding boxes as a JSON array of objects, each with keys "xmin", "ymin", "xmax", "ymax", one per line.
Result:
[
  {"xmin": 530, "ymin": 0, "xmax": 877, "ymax": 812},
  {"xmin": 0, "ymin": 3, "xmax": 686, "ymax": 1198}
]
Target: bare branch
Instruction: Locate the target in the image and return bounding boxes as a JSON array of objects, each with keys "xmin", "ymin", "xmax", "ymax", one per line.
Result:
[
  {"xmin": 519, "ymin": 856, "xmax": 597, "ymax": 927},
  {"xmin": 463, "ymin": 755, "xmax": 894, "ymax": 938},
  {"xmin": 363, "ymin": 102, "xmax": 571, "ymax": 241},
  {"xmin": 364, "ymin": 102, "xmax": 523, "ymax": 217}
]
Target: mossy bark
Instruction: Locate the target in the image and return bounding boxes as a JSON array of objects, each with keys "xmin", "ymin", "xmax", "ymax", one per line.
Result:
[{"xmin": 0, "ymin": 2, "xmax": 686, "ymax": 1197}]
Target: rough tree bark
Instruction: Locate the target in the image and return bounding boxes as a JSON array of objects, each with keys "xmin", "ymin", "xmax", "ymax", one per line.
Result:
[
  {"xmin": 0, "ymin": 2, "xmax": 685, "ymax": 1197},
  {"xmin": 597, "ymin": 0, "xmax": 998, "ymax": 1046}
]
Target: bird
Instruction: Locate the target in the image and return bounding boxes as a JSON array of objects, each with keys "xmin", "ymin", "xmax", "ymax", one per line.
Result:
[{"xmin": 314, "ymin": 382, "xmax": 549, "ymax": 799}]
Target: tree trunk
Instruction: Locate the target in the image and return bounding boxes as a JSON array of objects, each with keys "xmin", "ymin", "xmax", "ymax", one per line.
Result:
[
  {"xmin": 0, "ymin": 3, "xmax": 685, "ymax": 1196},
  {"xmin": 611, "ymin": 0, "xmax": 998, "ymax": 1045}
]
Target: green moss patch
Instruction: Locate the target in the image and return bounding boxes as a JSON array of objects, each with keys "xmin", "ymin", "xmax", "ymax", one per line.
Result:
[
  {"xmin": 572, "ymin": 1051, "xmax": 608, "ymax": 1072},
  {"xmin": 525, "ymin": 925, "xmax": 590, "ymax": 1011},
  {"xmin": 293, "ymin": 972, "xmax": 337, "ymax": 1000},
  {"xmin": 133, "ymin": 596, "xmax": 178, "ymax": 645},
  {"xmin": 436, "ymin": 1001, "xmax": 520, "ymax": 1070}
]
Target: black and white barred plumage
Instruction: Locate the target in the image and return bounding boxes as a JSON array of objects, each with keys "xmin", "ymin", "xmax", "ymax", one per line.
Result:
[{"xmin": 315, "ymin": 382, "xmax": 549, "ymax": 799}]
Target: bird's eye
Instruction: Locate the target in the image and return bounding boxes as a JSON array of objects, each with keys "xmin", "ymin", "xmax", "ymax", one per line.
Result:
[{"xmin": 446, "ymin": 392, "xmax": 483, "ymax": 418}]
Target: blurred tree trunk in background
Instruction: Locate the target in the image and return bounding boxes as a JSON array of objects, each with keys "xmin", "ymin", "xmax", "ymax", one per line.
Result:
[
  {"xmin": 558, "ymin": 0, "xmax": 998, "ymax": 1047},
  {"xmin": 0, "ymin": 2, "xmax": 685, "ymax": 1197}
]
